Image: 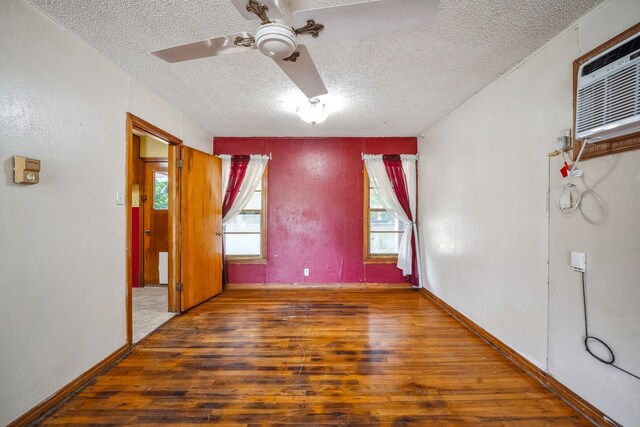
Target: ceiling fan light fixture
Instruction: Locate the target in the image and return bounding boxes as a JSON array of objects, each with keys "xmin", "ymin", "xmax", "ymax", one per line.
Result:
[
  {"xmin": 296, "ymin": 98, "xmax": 328, "ymax": 124},
  {"xmin": 255, "ymin": 23, "xmax": 297, "ymax": 59}
]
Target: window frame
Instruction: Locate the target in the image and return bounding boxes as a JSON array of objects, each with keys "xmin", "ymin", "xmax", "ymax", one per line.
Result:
[
  {"xmin": 225, "ymin": 166, "xmax": 268, "ymax": 264},
  {"xmin": 363, "ymin": 167, "xmax": 400, "ymax": 264}
]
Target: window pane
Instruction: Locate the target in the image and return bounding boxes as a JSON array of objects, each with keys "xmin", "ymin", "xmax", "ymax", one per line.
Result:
[
  {"xmin": 244, "ymin": 190, "xmax": 262, "ymax": 210},
  {"xmin": 153, "ymin": 172, "xmax": 169, "ymax": 210},
  {"xmin": 225, "ymin": 233, "xmax": 261, "ymax": 256},
  {"xmin": 369, "ymin": 189, "xmax": 384, "ymax": 209},
  {"xmin": 225, "ymin": 212, "xmax": 261, "ymax": 233},
  {"xmin": 370, "ymin": 211, "xmax": 404, "ymax": 232},
  {"xmin": 370, "ymin": 232, "xmax": 402, "ymax": 255}
]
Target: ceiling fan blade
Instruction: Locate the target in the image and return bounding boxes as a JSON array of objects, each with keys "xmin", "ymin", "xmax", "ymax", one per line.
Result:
[
  {"xmin": 273, "ymin": 45, "xmax": 327, "ymax": 98},
  {"xmin": 151, "ymin": 33, "xmax": 256, "ymax": 63},
  {"xmin": 229, "ymin": 0, "xmax": 282, "ymax": 22},
  {"xmin": 293, "ymin": 0, "xmax": 439, "ymax": 45}
]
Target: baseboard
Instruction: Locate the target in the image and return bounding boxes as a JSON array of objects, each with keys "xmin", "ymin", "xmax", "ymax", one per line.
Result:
[
  {"xmin": 225, "ymin": 282, "xmax": 414, "ymax": 290},
  {"xmin": 8, "ymin": 344, "xmax": 129, "ymax": 427},
  {"xmin": 417, "ymin": 288, "xmax": 617, "ymax": 427}
]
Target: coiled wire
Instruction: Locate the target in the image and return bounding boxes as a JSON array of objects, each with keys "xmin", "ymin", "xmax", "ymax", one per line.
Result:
[{"xmin": 580, "ymin": 272, "xmax": 640, "ymax": 380}]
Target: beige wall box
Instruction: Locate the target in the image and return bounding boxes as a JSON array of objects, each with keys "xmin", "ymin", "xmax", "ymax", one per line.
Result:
[{"xmin": 13, "ymin": 156, "xmax": 40, "ymax": 185}]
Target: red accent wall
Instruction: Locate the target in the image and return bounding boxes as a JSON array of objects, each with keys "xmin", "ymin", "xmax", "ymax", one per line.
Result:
[
  {"xmin": 131, "ymin": 206, "xmax": 140, "ymax": 288},
  {"xmin": 214, "ymin": 137, "xmax": 417, "ymax": 284}
]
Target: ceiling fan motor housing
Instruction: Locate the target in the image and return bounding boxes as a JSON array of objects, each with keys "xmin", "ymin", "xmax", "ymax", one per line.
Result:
[{"xmin": 256, "ymin": 23, "xmax": 297, "ymax": 59}]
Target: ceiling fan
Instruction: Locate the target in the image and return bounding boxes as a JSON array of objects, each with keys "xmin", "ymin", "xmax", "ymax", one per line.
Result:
[{"xmin": 151, "ymin": 0, "xmax": 439, "ymax": 99}]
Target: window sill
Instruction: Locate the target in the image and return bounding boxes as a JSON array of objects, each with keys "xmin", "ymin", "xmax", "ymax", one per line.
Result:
[
  {"xmin": 364, "ymin": 256, "xmax": 398, "ymax": 265},
  {"xmin": 226, "ymin": 257, "xmax": 267, "ymax": 265}
]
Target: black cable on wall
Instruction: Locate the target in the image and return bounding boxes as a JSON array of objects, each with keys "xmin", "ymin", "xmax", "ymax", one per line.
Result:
[{"xmin": 580, "ymin": 272, "xmax": 640, "ymax": 381}]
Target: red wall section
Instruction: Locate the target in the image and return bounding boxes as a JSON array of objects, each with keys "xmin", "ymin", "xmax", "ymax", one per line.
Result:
[
  {"xmin": 131, "ymin": 207, "xmax": 140, "ymax": 288},
  {"xmin": 214, "ymin": 137, "xmax": 417, "ymax": 284}
]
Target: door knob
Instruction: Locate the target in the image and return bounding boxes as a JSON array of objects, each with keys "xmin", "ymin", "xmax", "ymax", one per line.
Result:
[
  {"xmin": 144, "ymin": 229, "xmax": 151, "ymax": 235},
  {"xmin": 215, "ymin": 232, "xmax": 222, "ymax": 236}
]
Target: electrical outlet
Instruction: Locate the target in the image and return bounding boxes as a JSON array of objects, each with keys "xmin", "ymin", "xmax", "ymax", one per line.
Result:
[
  {"xmin": 303, "ymin": 268, "xmax": 310, "ymax": 277},
  {"xmin": 556, "ymin": 136, "xmax": 572, "ymax": 151},
  {"xmin": 556, "ymin": 129, "xmax": 573, "ymax": 152},
  {"xmin": 560, "ymin": 192, "xmax": 573, "ymax": 210},
  {"xmin": 571, "ymin": 251, "xmax": 586, "ymax": 272}
]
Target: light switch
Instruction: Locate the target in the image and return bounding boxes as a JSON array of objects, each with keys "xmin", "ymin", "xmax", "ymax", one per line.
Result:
[
  {"xmin": 571, "ymin": 251, "xmax": 586, "ymax": 272},
  {"xmin": 116, "ymin": 190, "xmax": 125, "ymax": 206}
]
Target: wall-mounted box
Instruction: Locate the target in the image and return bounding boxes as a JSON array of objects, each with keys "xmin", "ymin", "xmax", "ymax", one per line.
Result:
[
  {"xmin": 13, "ymin": 156, "xmax": 40, "ymax": 185},
  {"xmin": 571, "ymin": 251, "xmax": 586, "ymax": 273}
]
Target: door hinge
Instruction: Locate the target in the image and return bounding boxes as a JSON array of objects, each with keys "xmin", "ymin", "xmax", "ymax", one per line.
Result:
[
  {"xmin": 176, "ymin": 283, "xmax": 183, "ymax": 292},
  {"xmin": 176, "ymin": 159, "xmax": 184, "ymax": 168},
  {"xmin": 141, "ymin": 194, "xmax": 148, "ymax": 203}
]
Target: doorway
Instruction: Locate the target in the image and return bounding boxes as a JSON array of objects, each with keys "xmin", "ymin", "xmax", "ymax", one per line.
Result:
[
  {"xmin": 141, "ymin": 152, "xmax": 169, "ymax": 286},
  {"xmin": 125, "ymin": 113, "xmax": 224, "ymax": 348},
  {"xmin": 132, "ymin": 135, "xmax": 173, "ymax": 342},
  {"xmin": 126, "ymin": 114, "xmax": 181, "ymax": 347}
]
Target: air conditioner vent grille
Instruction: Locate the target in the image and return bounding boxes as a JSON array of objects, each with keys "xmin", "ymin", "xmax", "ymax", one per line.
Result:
[
  {"xmin": 576, "ymin": 80, "xmax": 606, "ymax": 132},
  {"xmin": 576, "ymin": 61, "xmax": 640, "ymax": 134}
]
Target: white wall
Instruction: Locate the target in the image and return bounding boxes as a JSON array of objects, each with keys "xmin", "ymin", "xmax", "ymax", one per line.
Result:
[
  {"xmin": 0, "ymin": 1, "xmax": 213, "ymax": 424},
  {"xmin": 418, "ymin": 0, "xmax": 640, "ymax": 424}
]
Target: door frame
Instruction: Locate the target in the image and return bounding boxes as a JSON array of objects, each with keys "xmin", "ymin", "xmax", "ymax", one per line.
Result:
[{"xmin": 126, "ymin": 113, "xmax": 182, "ymax": 348}]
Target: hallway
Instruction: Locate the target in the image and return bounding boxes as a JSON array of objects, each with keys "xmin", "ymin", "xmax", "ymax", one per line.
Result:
[
  {"xmin": 39, "ymin": 289, "xmax": 590, "ymax": 425},
  {"xmin": 132, "ymin": 286, "xmax": 174, "ymax": 343}
]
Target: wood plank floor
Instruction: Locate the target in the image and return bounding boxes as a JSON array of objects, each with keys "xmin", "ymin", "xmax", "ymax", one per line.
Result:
[{"xmin": 40, "ymin": 289, "xmax": 591, "ymax": 426}]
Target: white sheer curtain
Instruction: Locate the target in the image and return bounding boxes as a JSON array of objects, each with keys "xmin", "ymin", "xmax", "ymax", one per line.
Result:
[
  {"xmin": 364, "ymin": 155, "xmax": 421, "ymax": 286},
  {"xmin": 219, "ymin": 155, "xmax": 231, "ymax": 202},
  {"xmin": 222, "ymin": 155, "xmax": 268, "ymax": 225},
  {"xmin": 401, "ymin": 155, "xmax": 422, "ymax": 287},
  {"xmin": 364, "ymin": 156, "xmax": 413, "ymax": 275}
]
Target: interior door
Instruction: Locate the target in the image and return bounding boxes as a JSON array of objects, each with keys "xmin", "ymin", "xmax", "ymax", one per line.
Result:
[
  {"xmin": 143, "ymin": 162, "xmax": 169, "ymax": 285},
  {"xmin": 176, "ymin": 146, "xmax": 223, "ymax": 312}
]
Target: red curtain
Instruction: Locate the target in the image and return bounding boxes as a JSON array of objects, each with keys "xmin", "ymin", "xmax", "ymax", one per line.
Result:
[
  {"xmin": 223, "ymin": 155, "xmax": 250, "ymax": 217},
  {"xmin": 383, "ymin": 155, "xmax": 419, "ymax": 287}
]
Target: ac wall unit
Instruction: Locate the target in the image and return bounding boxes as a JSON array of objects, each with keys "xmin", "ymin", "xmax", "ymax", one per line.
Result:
[{"xmin": 576, "ymin": 32, "xmax": 640, "ymax": 142}]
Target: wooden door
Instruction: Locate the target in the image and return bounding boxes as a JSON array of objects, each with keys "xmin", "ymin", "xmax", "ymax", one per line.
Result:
[
  {"xmin": 143, "ymin": 162, "xmax": 169, "ymax": 285},
  {"xmin": 176, "ymin": 146, "xmax": 223, "ymax": 312}
]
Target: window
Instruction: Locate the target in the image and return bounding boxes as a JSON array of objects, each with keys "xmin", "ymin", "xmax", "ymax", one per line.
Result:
[
  {"xmin": 224, "ymin": 169, "xmax": 267, "ymax": 262},
  {"xmin": 153, "ymin": 171, "xmax": 169, "ymax": 210},
  {"xmin": 364, "ymin": 167, "xmax": 403, "ymax": 261}
]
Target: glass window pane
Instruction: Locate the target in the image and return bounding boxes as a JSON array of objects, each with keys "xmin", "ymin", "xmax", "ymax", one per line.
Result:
[
  {"xmin": 153, "ymin": 172, "xmax": 169, "ymax": 210},
  {"xmin": 225, "ymin": 233, "xmax": 261, "ymax": 256},
  {"xmin": 369, "ymin": 189, "xmax": 384, "ymax": 209},
  {"xmin": 370, "ymin": 232, "xmax": 402, "ymax": 255},
  {"xmin": 370, "ymin": 211, "xmax": 404, "ymax": 232},
  {"xmin": 225, "ymin": 213, "xmax": 261, "ymax": 233},
  {"xmin": 244, "ymin": 190, "xmax": 262, "ymax": 210}
]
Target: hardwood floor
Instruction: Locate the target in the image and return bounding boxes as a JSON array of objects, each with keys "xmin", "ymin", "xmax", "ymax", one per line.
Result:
[{"xmin": 40, "ymin": 289, "xmax": 591, "ymax": 426}]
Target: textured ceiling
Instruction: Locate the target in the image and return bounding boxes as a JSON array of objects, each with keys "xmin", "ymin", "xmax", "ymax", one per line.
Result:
[{"xmin": 27, "ymin": 0, "xmax": 601, "ymax": 137}]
